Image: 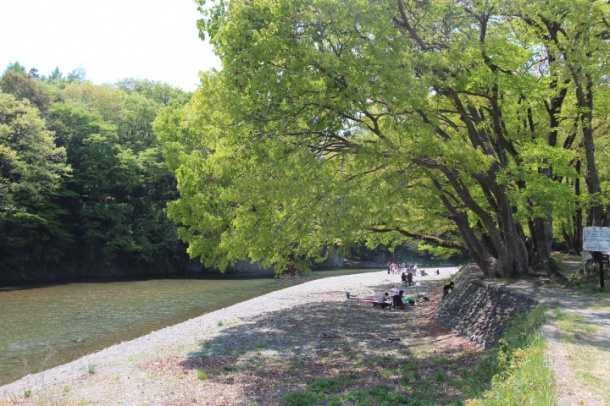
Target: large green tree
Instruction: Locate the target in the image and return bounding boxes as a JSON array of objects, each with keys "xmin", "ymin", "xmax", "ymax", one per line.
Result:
[
  {"xmin": 157, "ymin": 0, "xmax": 610, "ymax": 277},
  {"xmin": 0, "ymin": 70, "xmax": 51, "ymax": 114},
  {"xmin": 0, "ymin": 92, "xmax": 70, "ymax": 274}
]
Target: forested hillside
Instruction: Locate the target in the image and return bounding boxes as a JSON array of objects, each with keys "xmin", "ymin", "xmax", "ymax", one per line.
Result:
[{"xmin": 0, "ymin": 63, "xmax": 191, "ymax": 284}]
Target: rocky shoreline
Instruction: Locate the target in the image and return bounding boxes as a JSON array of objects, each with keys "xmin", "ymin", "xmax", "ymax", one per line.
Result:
[{"xmin": 0, "ymin": 267, "xmax": 459, "ymax": 405}]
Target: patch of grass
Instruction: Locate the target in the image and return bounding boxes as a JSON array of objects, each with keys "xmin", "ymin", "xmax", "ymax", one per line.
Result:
[
  {"xmin": 331, "ymin": 384, "xmax": 408, "ymax": 406},
  {"xmin": 87, "ymin": 364, "xmax": 96, "ymax": 375},
  {"xmin": 63, "ymin": 386, "xmax": 71, "ymax": 393},
  {"xmin": 217, "ymin": 320, "xmax": 224, "ymax": 327},
  {"xmin": 410, "ymin": 381, "xmax": 439, "ymax": 405},
  {"xmin": 197, "ymin": 368, "xmax": 207, "ymax": 381},
  {"xmin": 364, "ymin": 360, "xmax": 376, "ymax": 368},
  {"xmin": 308, "ymin": 379, "xmax": 343, "ymax": 393},
  {"xmin": 462, "ymin": 306, "xmax": 556, "ymax": 405},
  {"xmin": 563, "ymin": 340, "xmax": 610, "ymax": 400},
  {"xmin": 434, "ymin": 357, "xmax": 452, "ymax": 366},
  {"xmin": 23, "ymin": 389, "xmax": 31, "ymax": 398},
  {"xmin": 397, "ymin": 362, "xmax": 418, "ymax": 373},
  {"xmin": 282, "ymin": 376, "xmax": 355, "ymax": 406},
  {"xmin": 435, "ymin": 371, "xmax": 446, "ymax": 382},
  {"xmin": 282, "ymin": 390, "xmax": 325, "ymax": 406},
  {"xmin": 553, "ymin": 310, "xmax": 598, "ymax": 334}
]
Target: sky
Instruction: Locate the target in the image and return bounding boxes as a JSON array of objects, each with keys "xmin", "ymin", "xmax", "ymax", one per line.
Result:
[{"xmin": 0, "ymin": 0, "xmax": 222, "ymax": 91}]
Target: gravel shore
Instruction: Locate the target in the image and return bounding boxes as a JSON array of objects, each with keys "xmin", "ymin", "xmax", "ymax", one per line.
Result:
[{"xmin": 0, "ymin": 267, "xmax": 459, "ymax": 405}]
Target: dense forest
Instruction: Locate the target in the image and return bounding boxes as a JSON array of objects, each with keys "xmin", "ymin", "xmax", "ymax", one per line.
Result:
[{"xmin": 0, "ymin": 63, "xmax": 191, "ymax": 284}]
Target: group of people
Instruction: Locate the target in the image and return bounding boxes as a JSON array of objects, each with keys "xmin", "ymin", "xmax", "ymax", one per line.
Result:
[
  {"xmin": 374, "ymin": 288, "xmax": 415, "ymax": 309},
  {"xmin": 400, "ymin": 270, "xmax": 414, "ymax": 287},
  {"xmin": 367, "ymin": 263, "xmax": 456, "ymax": 310},
  {"xmin": 387, "ymin": 261, "xmax": 419, "ymax": 275},
  {"xmin": 373, "ymin": 287, "xmax": 431, "ymax": 310}
]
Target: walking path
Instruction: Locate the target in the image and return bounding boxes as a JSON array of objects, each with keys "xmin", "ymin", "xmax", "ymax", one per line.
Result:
[{"xmin": 490, "ymin": 263, "xmax": 610, "ymax": 406}]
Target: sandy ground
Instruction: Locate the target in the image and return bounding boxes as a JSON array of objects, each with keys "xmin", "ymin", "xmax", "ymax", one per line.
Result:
[{"xmin": 0, "ymin": 267, "xmax": 459, "ymax": 405}]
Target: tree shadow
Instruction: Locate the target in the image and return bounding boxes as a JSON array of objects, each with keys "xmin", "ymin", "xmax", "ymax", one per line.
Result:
[{"xmin": 168, "ymin": 281, "xmax": 485, "ymax": 405}]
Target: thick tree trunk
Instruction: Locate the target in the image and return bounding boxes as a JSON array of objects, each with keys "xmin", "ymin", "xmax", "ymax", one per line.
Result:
[{"xmin": 531, "ymin": 216, "xmax": 563, "ymax": 277}]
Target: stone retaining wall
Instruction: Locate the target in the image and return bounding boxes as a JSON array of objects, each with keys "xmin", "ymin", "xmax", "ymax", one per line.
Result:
[{"xmin": 433, "ymin": 264, "xmax": 539, "ymax": 349}]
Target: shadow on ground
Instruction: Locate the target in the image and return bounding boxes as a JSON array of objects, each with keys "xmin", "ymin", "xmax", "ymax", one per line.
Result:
[{"xmin": 149, "ymin": 281, "xmax": 487, "ymax": 405}]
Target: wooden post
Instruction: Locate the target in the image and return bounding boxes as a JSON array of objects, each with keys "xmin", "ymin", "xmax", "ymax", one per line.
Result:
[{"xmin": 600, "ymin": 252, "xmax": 605, "ymax": 289}]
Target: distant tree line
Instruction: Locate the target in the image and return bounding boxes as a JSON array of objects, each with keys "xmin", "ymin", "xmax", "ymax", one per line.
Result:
[{"xmin": 0, "ymin": 62, "xmax": 191, "ymax": 284}]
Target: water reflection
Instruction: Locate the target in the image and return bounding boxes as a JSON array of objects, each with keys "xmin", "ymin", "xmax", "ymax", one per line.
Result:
[{"xmin": 0, "ymin": 268, "xmax": 379, "ymax": 386}]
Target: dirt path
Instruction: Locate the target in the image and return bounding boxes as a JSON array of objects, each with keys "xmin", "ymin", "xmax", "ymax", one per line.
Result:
[{"xmin": 492, "ymin": 265, "xmax": 610, "ymax": 406}]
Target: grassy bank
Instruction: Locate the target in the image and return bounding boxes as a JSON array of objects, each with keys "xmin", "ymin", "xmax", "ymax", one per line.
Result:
[{"xmin": 464, "ymin": 307, "xmax": 555, "ymax": 405}]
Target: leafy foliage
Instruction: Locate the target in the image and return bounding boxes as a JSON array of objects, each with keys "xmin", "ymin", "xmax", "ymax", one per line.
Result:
[
  {"xmin": 0, "ymin": 92, "xmax": 70, "ymax": 275},
  {"xmin": 159, "ymin": 0, "xmax": 610, "ymax": 276},
  {"xmin": 0, "ymin": 66, "xmax": 190, "ymax": 283}
]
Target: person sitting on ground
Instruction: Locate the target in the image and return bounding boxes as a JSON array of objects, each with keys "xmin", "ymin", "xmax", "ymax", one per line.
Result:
[
  {"xmin": 442, "ymin": 281, "xmax": 455, "ymax": 300},
  {"xmin": 402, "ymin": 293, "xmax": 416, "ymax": 306},
  {"xmin": 398, "ymin": 290, "xmax": 412, "ymax": 309},
  {"xmin": 374, "ymin": 290, "xmax": 391, "ymax": 308}
]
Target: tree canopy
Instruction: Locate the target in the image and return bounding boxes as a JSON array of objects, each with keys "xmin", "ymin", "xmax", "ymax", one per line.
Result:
[
  {"xmin": 157, "ymin": 0, "xmax": 610, "ymax": 277},
  {"xmin": 0, "ymin": 66, "xmax": 190, "ymax": 283}
]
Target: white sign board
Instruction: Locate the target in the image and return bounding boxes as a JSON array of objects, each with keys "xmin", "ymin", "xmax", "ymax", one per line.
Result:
[{"xmin": 583, "ymin": 227, "xmax": 610, "ymax": 252}]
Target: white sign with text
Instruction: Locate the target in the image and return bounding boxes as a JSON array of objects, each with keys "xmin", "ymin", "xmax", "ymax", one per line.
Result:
[{"xmin": 583, "ymin": 226, "xmax": 610, "ymax": 252}]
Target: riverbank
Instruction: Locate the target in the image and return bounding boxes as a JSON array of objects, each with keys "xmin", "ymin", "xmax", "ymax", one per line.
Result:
[{"xmin": 0, "ymin": 267, "xmax": 466, "ymax": 405}]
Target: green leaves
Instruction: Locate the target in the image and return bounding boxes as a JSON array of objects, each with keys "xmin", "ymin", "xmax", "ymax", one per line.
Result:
[
  {"xmin": 159, "ymin": 0, "xmax": 610, "ymax": 276},
  {"xmin": 0, "ymin": 92, "xmax": 68, "ymax": 217}
]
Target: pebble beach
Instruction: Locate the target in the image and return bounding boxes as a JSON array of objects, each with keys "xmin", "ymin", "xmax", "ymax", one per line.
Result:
[{"xmin": 0, "ymin": 267, "xmax": 459, "ymax": 405}]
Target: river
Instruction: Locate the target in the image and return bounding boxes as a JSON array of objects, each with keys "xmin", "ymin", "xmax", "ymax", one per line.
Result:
[{"xmin": 0, "ymin": 268, "xmax": 383, "ymax": 386}]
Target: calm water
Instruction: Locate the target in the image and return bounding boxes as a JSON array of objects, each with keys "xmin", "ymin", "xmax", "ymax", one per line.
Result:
[{"xmin": 0, "ymin": 269, "xmax": 378, "ymax": 386}]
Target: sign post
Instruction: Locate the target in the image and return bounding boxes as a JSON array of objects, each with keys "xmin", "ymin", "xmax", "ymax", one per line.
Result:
[{"xmin": 583, "ymin": 227, "xmax": 609, "ymax": 288}]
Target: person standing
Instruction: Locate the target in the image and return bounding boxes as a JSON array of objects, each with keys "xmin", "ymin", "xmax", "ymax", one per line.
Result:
[{"xmin": 407, "ymin": 271, "xmax": 413, "ymax": 287}]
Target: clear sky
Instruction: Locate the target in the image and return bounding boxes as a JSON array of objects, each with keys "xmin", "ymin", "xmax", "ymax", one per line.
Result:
[{"xmin": 0, "ymin": 0, "xmax": 222, "ymax": 91}]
